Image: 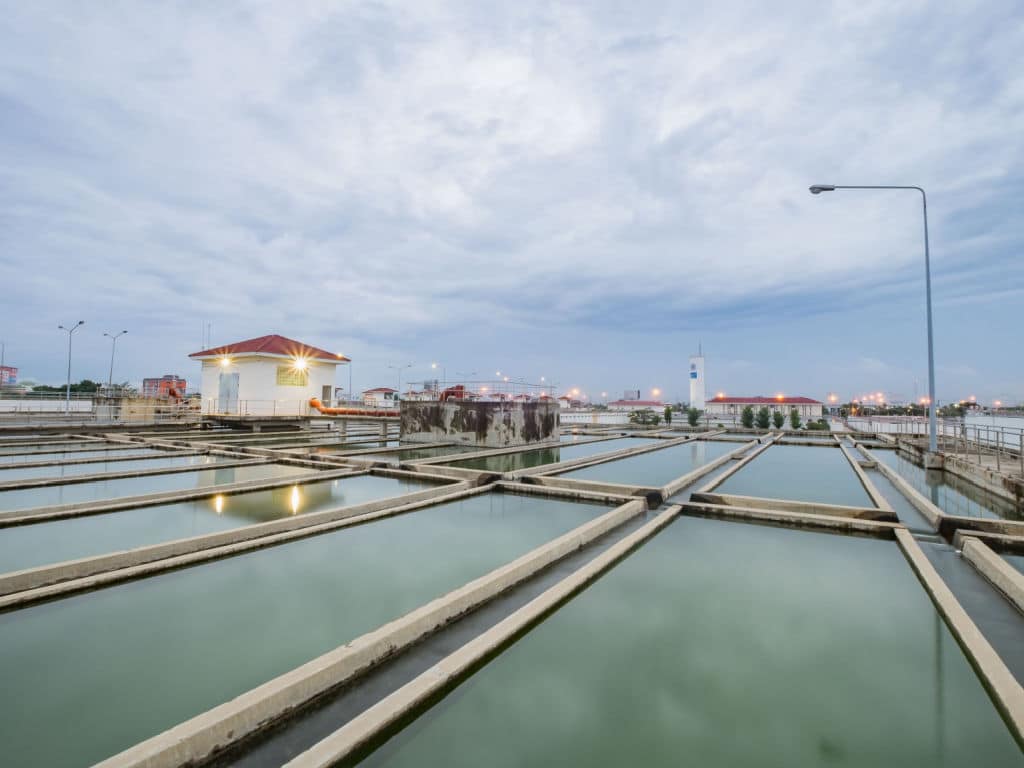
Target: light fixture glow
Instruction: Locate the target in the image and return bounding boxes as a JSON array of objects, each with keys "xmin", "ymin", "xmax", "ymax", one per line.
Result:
[
  {"xmin": 290, "ymin": 486, "xmax": 301, "ymax": 515},
  {"xmin": 293, "ymin": 358, "xmax": 308, "ymax": 371},
  {"xmin": 220, "ymin": 357, "xmax": 231, "ymax": 367}
]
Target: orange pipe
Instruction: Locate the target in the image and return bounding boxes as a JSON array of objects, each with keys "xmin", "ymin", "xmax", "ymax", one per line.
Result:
[{"xmin": 308, "ymin": 398, "xmax": 398, "ymax": 417}]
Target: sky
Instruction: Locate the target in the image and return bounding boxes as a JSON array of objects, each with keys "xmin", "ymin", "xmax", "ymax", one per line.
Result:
[{"xmin": 1, "ymin": 1, "xmax": 1022, "ymax": 405}]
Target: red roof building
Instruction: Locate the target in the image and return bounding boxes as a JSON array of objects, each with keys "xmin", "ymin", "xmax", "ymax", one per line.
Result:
[
  {"xmin": 189, "ymin": 334, "xmax": 350, "ymax": 364},
  {"xmin": 706, "ymin": 395, "xmax": 823, "ymax": 419}
]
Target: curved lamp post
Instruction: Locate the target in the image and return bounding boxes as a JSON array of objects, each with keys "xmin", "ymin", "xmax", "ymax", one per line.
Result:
[
  {"xmin": 809, "ymin": 184, "xmax": 937, "ymax": 452},
  {"xmin": 103, "ymin": 330, "xmax": 128, "ymax": 393},
  {"xmin": 58, "ymin": 321, "xmax": 85, "ymax": 414}
]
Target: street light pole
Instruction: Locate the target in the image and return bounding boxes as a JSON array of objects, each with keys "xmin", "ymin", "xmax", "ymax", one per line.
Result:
[
  {"xmin": 58, "ymin": 321, "xmax": 85, "ymax": 414},
  {"xmin": 809, "ymin": 184, "xmax": 938, "ymax": 452},
  {"xmin": 387, "ymin": 363, "xmax": 413, "ymax": 399},
  {"xmin": 103, "ymin": 330, "xmax": 128, "ymax": 393}
]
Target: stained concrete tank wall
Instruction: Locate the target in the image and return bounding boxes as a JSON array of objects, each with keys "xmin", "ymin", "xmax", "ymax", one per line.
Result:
[{"xmin": 400, "ymin": 401, "xmax": 559, "ymax": 447}]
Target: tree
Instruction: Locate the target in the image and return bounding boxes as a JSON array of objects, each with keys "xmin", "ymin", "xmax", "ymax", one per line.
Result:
[
  {"xmin": 741, "ymin": 405, "xmax": 755, "ymax": 429},
  {"xmin": 687, "ymin": 407, "xmax": 701, "ymax": 427},
  {"xmin": 790, "ymin": 409, "xmax": 802, "ymax": 429},
  {"xmin": 772, "ymin": 410, "xmax": 785, "ymax": 429},
  {"xmin": 664, "ymin": 405, "xmax": 672, "ymax": 424},
  {"xmin": 755, "ymin": 407, "xmax": 771, "ymax": 430}
]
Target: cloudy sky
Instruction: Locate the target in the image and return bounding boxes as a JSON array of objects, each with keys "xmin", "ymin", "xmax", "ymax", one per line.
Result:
[{"xmin": 1, "ymin": 1, "xmax": 1021, "ymax": 404}]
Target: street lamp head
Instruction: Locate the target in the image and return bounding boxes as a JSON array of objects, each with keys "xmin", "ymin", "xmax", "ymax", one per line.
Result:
[{"xmin": 809, "ymin": 184, "xmax": 836, "ymax": 195}]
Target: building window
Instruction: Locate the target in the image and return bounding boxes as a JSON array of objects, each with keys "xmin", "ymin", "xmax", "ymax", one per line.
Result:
[{"xmin": 276, "ymin": 366, "xmax": 309, "ymax": 387}]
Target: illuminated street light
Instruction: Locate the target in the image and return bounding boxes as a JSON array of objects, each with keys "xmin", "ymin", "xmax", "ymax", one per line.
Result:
[{"xmin": 810, "ymin": 183, "xmax": 937, "ymax": 452}]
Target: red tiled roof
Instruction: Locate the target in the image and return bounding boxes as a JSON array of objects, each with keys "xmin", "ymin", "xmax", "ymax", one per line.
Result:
[
  {"xmin": 189, "ymin": 334, "xmax": 350, "ymax": 363},
  {"xmin": 364, "ymin": 387, "xmax": 396, "ymax": 393},
  {"xmin": 709, "ymin": 396, "xmax": 822, "ymax": 405},
  {"xmin": 609, "ymin": 400, "xmax": 664, "ymax": 407}
]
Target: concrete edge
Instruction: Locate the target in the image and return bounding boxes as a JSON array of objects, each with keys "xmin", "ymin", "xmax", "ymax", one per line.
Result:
[
  {"xmin": 860, "ymin": 445, "xmax": 943, "ymax": 532},
  {"xmin": 953, "ymin": 529, "xmax": 1024, "ymax": 555},
  {"xmin": 681, "ymin": 501, "xmax": 901, "ymax": 537},
  {"xmin": 0, "ymin": 450, "xmax": 206, "ymax": 471},
  {"xmin": 529, "ymin": 432, "xmax": 710, "ymax": 480},
  {"xmin": 405, "ymin": 436, "xmax": 619, "ymax": 467},
  {"xmin": 0, "ymin": 480, "xmax": 467, "ymax": 601},
  {"xmin": 492, "ymin": 480, "xmax": 632, "ymax": 506},
  {"xmin": 0, "ymin": 467, "xmax": 366, "ymax": 526},
  {"xmin": 519, "ymin": 474, "xmax": 661, "ymax": 508},
  {"xmin": 279, "ymin": 505, "xmax": 681, "ymax": 768},
  {"xmin": 660, "ymin": 441, "xmax": 757, "ymax": 499},
  {"xmin": 959, "ymin": 536, "xmax": 1024, "ymax": 615},
  {"xmin": 894, "ymin": 528, "xmax": 1024, "ymax": 748},
  {"xmin": 0, "ymin": 457, "xmax": 271, "ymax": 491},
  {"xmin": 93, "ymin": 496, "xmax": 650, "ymax": 768},
  {"xmin": 691, "ymin": 492, "xmax": 897, "ymax": 522},
  {"xmin": 838, "ymin": 443, "xmax": 892, "ymax": 512},
  {"xmin": 696, "ymin": 433, "xmax": 782, "ymax": 493}
]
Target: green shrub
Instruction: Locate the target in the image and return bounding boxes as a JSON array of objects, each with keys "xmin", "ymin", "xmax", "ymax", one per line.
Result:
[
  {"xmin": 687, "ymin": 407, "xmax": 701, "ymax": 427},
  {"xmin": 741, "ymin": 406, "xmax": 755, "ymax": 429},
  {"xmin": 772, "ymin": 410, "xmax": 784, "ymax": 429},
  {"xmin": 790, "ymin": 409, "xmax": 802, "ymax": 429},
  {"xmin": 755, "ymin": 407, "xmax": 771, "ymax": 430}
]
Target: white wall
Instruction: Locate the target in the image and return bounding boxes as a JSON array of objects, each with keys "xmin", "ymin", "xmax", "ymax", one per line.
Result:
[{"xmin": 200, "ymin": 357, "xmax": 337, "ymax": 415}]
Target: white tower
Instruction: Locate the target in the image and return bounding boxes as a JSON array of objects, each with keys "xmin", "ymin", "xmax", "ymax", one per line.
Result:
[{"xmin": 689, "ymin": 345, "xmax": 706, "ymax": 410}]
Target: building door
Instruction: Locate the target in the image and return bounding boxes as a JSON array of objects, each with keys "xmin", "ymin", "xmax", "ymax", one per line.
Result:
[
  {"xmin": 218, "ymin": 372, "xmax": 239, "ymax": 413},
  {"xmin": 322, "ymin": 385, "xmax": 332, "ymax": 403}
]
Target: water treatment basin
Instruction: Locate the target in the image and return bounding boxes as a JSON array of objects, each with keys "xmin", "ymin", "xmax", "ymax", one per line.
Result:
[{"xmin": 354, "ymin": 516, "xmax": 1022, "ymax": 767}]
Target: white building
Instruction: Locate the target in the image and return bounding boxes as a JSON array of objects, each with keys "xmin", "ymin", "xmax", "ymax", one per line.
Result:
[
  {"xmin": 705, "ymin": 396, "xmax": 823, "ymax": 420},
  {"xmin": 189, "ymin": 334, "xmax": 349, "ymax": 416},
  {"xmin": 689, "ymin": 351, "xmax": 706, "ymax": 410},
  {"xmin": 363, "ymin": 387, "xmax": 399, "ymax": 408}
]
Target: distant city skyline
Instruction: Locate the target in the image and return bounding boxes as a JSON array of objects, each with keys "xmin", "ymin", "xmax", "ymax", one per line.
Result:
[{"xmin": 2, "ymin": 2, "xmax": 1021, "ymax": 404}]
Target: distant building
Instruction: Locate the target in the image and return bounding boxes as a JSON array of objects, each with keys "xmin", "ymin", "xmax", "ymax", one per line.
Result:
[
  {"xmin": 622, "ymin": 389, "xmax": 640, "ymax": 401},
  {"xmin": 363, "ymin": 387, "xmax": 399, "ymax": 408},
  {"xmin": 706, "ymin": 395, "xmax": 823, "ymax": 420},
  {"xmin": 402, "ymin": 389, "xmax": 435, "ymax": 402},
  {"xmin": 189, "ymin": 334, "xmax": 350, "ymax": 415},
  {"xmin": 689, "ymin": 349, "xmax": 706, "ymax": 411},
  {"xmin": 0, "ymin": 366, "xmax": 16, "ymax": 386},
  {"xmin": 607, "ymin": 399, "xmax": 664, "ymax": 412},
  {"xmin": 142, "ymin": 374, "xmax": 186, "ymax": 398}
]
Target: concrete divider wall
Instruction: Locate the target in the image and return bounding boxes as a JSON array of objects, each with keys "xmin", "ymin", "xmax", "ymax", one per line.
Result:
[
  {"xmin": 94, "ymin": 495, "xmax": 648, "ymax": 768},
  {"xmin": 837, "ymin": 444, "xmax": 892, "ymax": 512},
  {"xmin": 894, "ymin": 528, "xmax": 1024, "ymax": 748},
  {"xmin": 0, "ymin": 457, "xmax": 271, "ymax": 492},
  {"xmin": 279, "ymin": 505, "xmax": 682, "ymax": 768},
  {"xmin": 959, "ymin": 536, "xmax": 1024, "ymax": 615},
  {"xmin": 514, "ymin": 433, "xmax": 710, "ymax": 480},
  {"xmin": 687, "ymin": 494, "xmax": 899, "ymax": 524},
  {"xmin": 697, "ymin": 433, "xmax": 782, "ymax": 493}
]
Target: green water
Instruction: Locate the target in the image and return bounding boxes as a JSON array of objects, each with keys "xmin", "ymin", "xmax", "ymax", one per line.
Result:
[
  {"xmin": 556, "ymin": 440, "xmax": 736, "ymax": 487},
  {"xmin": 0, "ymin": 492, "xmax": 609, "ymax": 768},
  {"xmin": 0, "ymin": 475, "xmax": 439, "ymax": 573},
  {"xmin": 716, "ymin": 444, "xmax": 872, "ymax": 507},
  {"xmin": 358, "ymin": 516, "xmax": 1023, "ymax": 768},
  {"xmin": 873, "ymin": 450, "xmax": 1020, "ymax": 520},
  {"xmin": 353, "ymin": 445, "xmax": 486, "ymax": 463},
  {"xmin": 0, "ymin": 447, "xmax": 166, "ymax": 464},
  {"xmin": 447, "ymin": 438, "xmax": 660, "ymax": 473},
  {"xmin": 0, "ymin": 463, "xmax": 313, "ymax": 512},
  {"xmin": 0, "ymin": 454, "xmax": 230, "ymax": 483}
]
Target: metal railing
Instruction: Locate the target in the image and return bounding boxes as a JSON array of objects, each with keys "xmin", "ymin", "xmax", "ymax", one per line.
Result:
[{"xmin": 849, "ymin": 416, "xmax": 1024, "ymax": 476}]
